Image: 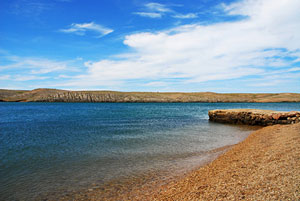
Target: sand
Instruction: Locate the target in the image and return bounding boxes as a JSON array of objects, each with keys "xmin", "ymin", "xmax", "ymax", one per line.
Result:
[{"xmin": 58, "ymin": 123, "xmax": 300, "ymax": 201}]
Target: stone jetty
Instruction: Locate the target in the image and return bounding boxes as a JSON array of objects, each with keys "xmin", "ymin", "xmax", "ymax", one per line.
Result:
[{"xmin": 208, "ymin": 109, "xmax": 300, "ymax": 126}]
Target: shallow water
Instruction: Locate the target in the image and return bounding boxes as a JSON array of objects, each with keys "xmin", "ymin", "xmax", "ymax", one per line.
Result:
[{"xmin": 0, "ymin": 102, "xmax": 299, "ymax": 200}]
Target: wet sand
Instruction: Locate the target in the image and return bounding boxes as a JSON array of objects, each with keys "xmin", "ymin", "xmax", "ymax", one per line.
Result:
[{"xmin": 58, "ymin": 123, "xmax": 299, "ymax": 200}]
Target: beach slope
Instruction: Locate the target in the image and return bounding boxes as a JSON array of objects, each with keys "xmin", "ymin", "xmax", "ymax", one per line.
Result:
[{"xmin": 143, "ymin": 123, "xmax": 300, "ymax": 200}]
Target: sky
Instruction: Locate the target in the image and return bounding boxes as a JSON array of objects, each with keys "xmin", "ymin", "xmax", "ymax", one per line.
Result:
[{"xmin": 0, "ymin": 0, "xmax": 300, "ymax": 92}]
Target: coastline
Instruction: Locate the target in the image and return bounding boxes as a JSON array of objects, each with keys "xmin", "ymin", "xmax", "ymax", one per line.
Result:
[
  {"xmin": 44, "ymin": 144, "xmax": 238, "ymax": 201},
  {"xmin": 58, "ymin": 123, "xmax": 299, "ymax": 200}
]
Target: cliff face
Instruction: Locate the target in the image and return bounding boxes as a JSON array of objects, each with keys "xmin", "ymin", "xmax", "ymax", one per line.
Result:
[
  {"xmin": 1, "ymin": 88, "xmax": 300, "ymax": 103},
  {"xmin": 209, "ymin": 109, "xmax": 300, "ymax": 126}
]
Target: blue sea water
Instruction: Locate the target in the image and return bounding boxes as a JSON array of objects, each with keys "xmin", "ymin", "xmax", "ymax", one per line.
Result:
[{"xmin": 0, "ymin": 102, "xmax": 299, "ymax": 200}]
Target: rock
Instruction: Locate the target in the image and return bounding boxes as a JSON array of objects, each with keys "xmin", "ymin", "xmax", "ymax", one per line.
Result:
[
  {"xmin": 272, "ymin": 114, "xmax": 281, "ymax": 120},
  {"xmin": 209, "ymin": 109, "xmax": 300, "ymax": 126}
]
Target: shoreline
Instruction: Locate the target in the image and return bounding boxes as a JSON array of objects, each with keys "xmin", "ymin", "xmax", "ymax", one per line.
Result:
[
  {"xmin": 57, "ymin": 123, "xmax": 299, "ymax": 200},
  {"xmin": 145, "ymin": 123, "xmax": 300, "ymax": 200},
  {"xmin": 42, "ymin": 144, "xmax": 238, "ymax": 201}
]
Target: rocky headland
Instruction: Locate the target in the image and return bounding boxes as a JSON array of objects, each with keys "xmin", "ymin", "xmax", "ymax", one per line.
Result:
[
  {"xmin": 209, "ymin": 109, "xmax": 300, "ymax": 126},
  {"xmin": 1, "ymin": 88, "xmax": 300, "ymax": 102}
]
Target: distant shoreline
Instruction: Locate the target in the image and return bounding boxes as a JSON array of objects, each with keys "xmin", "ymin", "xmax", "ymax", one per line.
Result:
[{"xmin": 1, "ymin": 88, "xmax": 300, "ymax": 103}]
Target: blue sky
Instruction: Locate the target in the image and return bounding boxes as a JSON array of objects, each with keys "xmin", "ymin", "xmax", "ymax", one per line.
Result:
[{"xmin": 1, "ymin": 0, "xmax": 300, "ymax": 92}]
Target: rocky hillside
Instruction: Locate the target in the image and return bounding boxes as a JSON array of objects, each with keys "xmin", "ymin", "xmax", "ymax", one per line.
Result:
[{"xmin": 1, "ymin": 88, "xmax": 300, "ymax": 102}]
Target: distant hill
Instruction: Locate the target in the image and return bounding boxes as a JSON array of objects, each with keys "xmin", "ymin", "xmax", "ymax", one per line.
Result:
[{"xmin": 1, "ymin": 88, "xmax": 300, "ymax": 103}]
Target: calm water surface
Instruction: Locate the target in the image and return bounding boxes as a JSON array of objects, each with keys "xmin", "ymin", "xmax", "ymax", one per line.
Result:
[{"xmin": 0, "ymin": 102, "xmax": 299, "ymax": 200}]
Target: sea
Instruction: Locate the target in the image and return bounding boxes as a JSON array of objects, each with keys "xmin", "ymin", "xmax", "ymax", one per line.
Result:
[{"xmin": 0, "ymin": 102, "xmax": 299, "ymax": 200}]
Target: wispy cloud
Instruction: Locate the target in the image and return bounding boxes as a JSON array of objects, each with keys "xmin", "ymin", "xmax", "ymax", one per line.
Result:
[
  {"xmin": 60, "ymin": 22, "xmax": 113, "ymax": 38},
  {"xmin": 11, "ymin": 0, "xmax": 72, "ymax": 16},
  {"xmin": 172, "ymin": 13, "xmax": 198, "ymax": 19},
  {"xmin": 0, "ymin": 48, "xmax": 87, "ymax": 88},
  {"xmin": 134, "ymin": 2, "xmax": 198, "ymax": 20},
  {"xmin": 133, "ymin": 12, "xmax": 162, "ymax": 18},
  {"xmin": 144, "ymin": 81, "xmax": 168, "ymax": 87},
  {"xmin": 134, "ymin": 2, "xmax": 173, "ymax": 18},
  {"xmin": 0, "ymin": 74, "xmax": 49, "ymax": 82},
  {"xmin": 0, "ymin": 75, "xmax": 11, "ymax": 81},
  {"xmin": 14, "ymin": 75, "xmax": 49, "ymax": 81},
  {"xmin": 247, "ymin": 71, "xmax": 300, "ymax": 87},
  {"xmin": 145, "ymin": 2, "xmax": 173, "ymax": 13},
  {"xmin": 0, "ymin": 57, "xmax": 70, "ymax": 74},
  {"xmin": 11, "ymin": 0, "xmax": 52, "ymax": 16},
  {"xmin": 0, "ymin": 52, "xmax": 81, "ymax": 83},
  {"xmin": 64, "ymin": 0, "xmax": 300, "ymax": 91}
]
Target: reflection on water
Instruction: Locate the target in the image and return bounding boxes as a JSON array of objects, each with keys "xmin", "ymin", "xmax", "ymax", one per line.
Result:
[{"xmin": 0, "ymin": 102, "xmax": 298, "ymax": 200}]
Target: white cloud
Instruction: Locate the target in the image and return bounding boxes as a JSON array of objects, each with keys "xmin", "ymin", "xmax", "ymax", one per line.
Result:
[
  {"xmin": 0, "ymin": 75, "xmax": 10, "ymax": 80},
  {"xmin": 172, "ymin": 13, "xmax": 198, "ymax": 19},
  {"xmin": 0, "ymin": 57, "xmax": 71, "ymax": 74},
  {"xmin": 14, "ymin": 75, "xmax": 49, "ymax": 81},
  {"xmin": 248, "ymin": 79, "xmax": 283, "ymax": 87},
  {"xmin": 144, "ymin": 81, "xmax": 168, "ymax": 87},
  {"xmin": 133, "ymin": 12, "xmax": 162, "ymax": 18},
  {"xmin": 0, "ymin": 54, "xmax": 81, "ymax": 84},
  {"xmin": 65, "ymin": 0, "xmax": 300, "ymax": 90},
  {"xmin": 288, "ymin": 67, "xmax": 300, "ymax": 72},
  {"xmin": 11, "ymin": 0, "xmax": 52, "ymax": 16},
  {"xmin": 134, "ymin": 2, "xmax": 173, "ymax": 18},
  {"xmin": 247, "ymin": 71, "xmax": 300, "ymax": 87},
  {"xmin": 145, "ymin": 3, "xmax": 173, "ymax": 13},
  {"xmin": 60, "ymin": 22, "xmax": 113, "ymax": 37},
  {"xmin": 0, "ymin": 74, "xmax": 49, "ymax": 82},
  {"xmin": 134, "ymin": 3, "xmax": 198, "ymax": 20}
]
